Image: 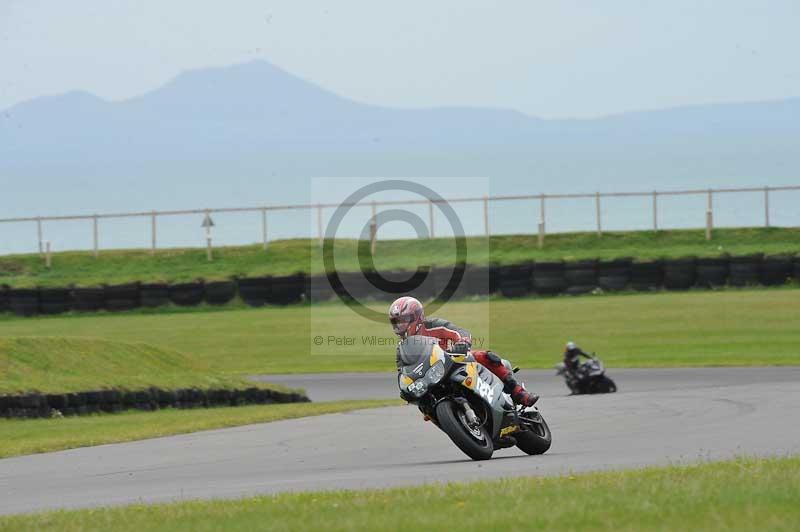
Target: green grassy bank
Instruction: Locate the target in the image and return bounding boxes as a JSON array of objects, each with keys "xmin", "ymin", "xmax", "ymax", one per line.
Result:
[
  {"xmin": 1, "ymin": 227, "xmax": 797, "ymax": 288},
  {"xmin": 2, "ymin": 455, "xmax": 797, "ymax": 531},
  {"xmin": 0, "ymin": 399, "xmax": 400, "ymax": 459},
  {"xmin": 1, "ymin": 289, "xmax": 798, "ymax": 376}
]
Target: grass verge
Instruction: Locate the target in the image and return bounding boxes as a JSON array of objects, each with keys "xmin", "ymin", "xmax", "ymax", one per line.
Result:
[
  {"xmin": 1, "ymin": 455, "xmax": 797, "ymax": 531},
  {"xmin": 1, "ymin": 288, "xmax": 797, "ymax": 374},
  {"xmin": 1, "ymin": 227, "xmax": 798, "ymax": 287},
  {"xmin": 0, "ymin": 399, "xmax": 399, "ymax": 459},
  {"xmin": 0, "ymin": 337, "xmax": 283, "ymax": 394}
]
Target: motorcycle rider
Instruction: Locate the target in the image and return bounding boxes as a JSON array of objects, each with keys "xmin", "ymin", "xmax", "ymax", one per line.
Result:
[
  {"xmin": 389, "ymin": 296, "xmax": 539, "ymax": 406},
  {"xmin": 563, "ymin": 341, "xmax": 593, "ymax": 375}
]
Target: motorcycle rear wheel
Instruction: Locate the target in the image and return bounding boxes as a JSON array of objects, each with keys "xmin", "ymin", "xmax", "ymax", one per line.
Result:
[{"xmin": 435, "ymin": 400, "xmax": 493, "ymax": 461}]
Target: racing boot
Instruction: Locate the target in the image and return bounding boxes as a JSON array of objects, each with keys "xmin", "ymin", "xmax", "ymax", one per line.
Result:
[
  {"xmin": 510, "ymin": 384, "xmax": 539, "ymax": 407},
  {"xmin": 503, "ymin": 377, "xmax": 539, "ymax": 407}
]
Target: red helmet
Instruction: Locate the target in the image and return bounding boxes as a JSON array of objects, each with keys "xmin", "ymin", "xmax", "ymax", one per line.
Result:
[{"xmin": 388, "ymin": 296, "xmax": 424, "ymax": 337}]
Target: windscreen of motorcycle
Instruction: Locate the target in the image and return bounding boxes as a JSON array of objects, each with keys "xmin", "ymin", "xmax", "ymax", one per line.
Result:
[{"xmin": 396, "ymin": 335, "xmax": 439, "ymax": 369}]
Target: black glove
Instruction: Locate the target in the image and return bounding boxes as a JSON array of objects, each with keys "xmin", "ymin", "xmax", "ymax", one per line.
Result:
[{"xmin": 450, "ymin": 341, "xmax": 471, "ymax": 354}]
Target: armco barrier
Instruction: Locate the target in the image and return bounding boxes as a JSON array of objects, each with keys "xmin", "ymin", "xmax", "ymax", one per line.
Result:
[
  {"xmin": 729, "ymin": 254, "xmax": 762, "ymax": 286},
  {"xmin": 238, "ymin": 277, "xmax": 271, "ymax": 306},
  {"xmin": 104, "ymin": 283, "xmax": 141, "ymax": 311},
  {"xmin": 140, "ymin": 283, "xmax": 170, "ymax": 307},
  {"xmin": 169, "ymin": 281, "xmax": 205, "ymax": 306},
  {"xmin": 532, "ymin": 261, "xmax": 567, "ymax": 295},
  {"xmin": 564, "ymin": 260, "xmax": 597, "ymax": 295},
  {"xmin": 630, "ymin": 261, "xmax": 663, "ymax": 291},
  {"xmin": 696, "ymin": 257, "xmax": 729, "ymax": 288},
  {"xmin": 8, "ymin": 288, "xmax": 38, "ymax": 316},
  {"xmin": 794, "ymin": 257, "xmax": 800, "ymax": 282},
  {"xmin": 663, "ymin": 257, "xmax": 696, "ymax": 290},
  {"xmin": 597, "ymin": 259, "xmax": 631, "ymax": 291},
  {"xmin": 760, "ymin": 255, "xmax": 794, "ymax": 286},
  {"xmin": 0, "ymin": 387, "xmax": 310, "ymax": 419},
  {"xmin": 39, "ymin": 287, "xmax": 72, "ymax": 315},
  {"xmin": 204, "ymin": 280, "xmax": 237, "ymax": 305}
]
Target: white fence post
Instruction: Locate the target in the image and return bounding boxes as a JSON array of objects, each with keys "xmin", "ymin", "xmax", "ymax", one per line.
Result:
[
  {"xmin": 428, "ymin": 200, "xmax": 435, "ymax": 239},
  {"xmin": 151, "ymin": 211, "xmax": 157, "ymax": 255},
  {"xmin": 483, "ymin": 195, "xmax": 490, "ymax": 237},
  {"xmin": 652, "ymin": 191, "xmax": 658, "ymax": 231},
  {"xmin": 317, "ymin": 204, "xmax": 323, "ymax": 245},
  {"xmin": 764, "ymin": 186, "xmax": 770, "ymax": 227},
  {"xmin": 538, "ymin": 194, "xmax": 546, "ymax": 248},
  {"xmin": 261, "ymin": 208, "xmax": 268, "ymax": 251},
  {"xmin": 45, "ymin": 241, "xmax": 52, "ymax": 268},
  {"xmin": 370, "ymin": 201, "xmax": 377, "ymax": 254},
  {"xmin": 204, "ymin": 210, "xmax": 213, "ymax": 261},
  {"xmin": 92, "ymin": 215, "xmax": 99, "ymax": 258},
  {"xmin": 705, "ymin": 190, "xmax": 713, "ymax": 241},
  {"xmin": 595, "ymin": 192, "xmax": 602, "ymax": 236},
  {"xmin": 36, "ymin": 217, "xmax": 43, "ymax": 255}
]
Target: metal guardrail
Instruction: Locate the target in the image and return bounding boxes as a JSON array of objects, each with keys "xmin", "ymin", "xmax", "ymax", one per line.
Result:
[{"xmin": 2, "ymin": 184, "xmax": 799, "ymax": 258}]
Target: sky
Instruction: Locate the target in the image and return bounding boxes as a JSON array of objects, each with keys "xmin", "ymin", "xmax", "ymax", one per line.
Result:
[{"xmin": 1, "ymin": 1, "xmax": 799, "ymax": 118}]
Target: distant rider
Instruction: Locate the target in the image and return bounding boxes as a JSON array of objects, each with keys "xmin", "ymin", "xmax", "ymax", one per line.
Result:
[
  {"xmin": 389, "ymin": 296, "xmax": 539, "ymax": 407},
  {"xmin": 563, "ymin": 341, "xmax": 592, "ymax": 375}
]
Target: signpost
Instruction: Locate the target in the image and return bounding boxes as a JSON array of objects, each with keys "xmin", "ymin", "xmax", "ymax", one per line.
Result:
[{"xmin": 202, "ymin": 212, "xmax": 215, "ymax": 261}]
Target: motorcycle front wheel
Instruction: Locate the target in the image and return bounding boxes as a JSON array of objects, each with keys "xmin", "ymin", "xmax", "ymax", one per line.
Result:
[
  {"xmin": 595, "ymin": 376, "xmax": 617, "ymax": 393},
  {"xmin": 515, "ymin": 411, "xmax": 552, "ymax": 455},
  {"xmin": 435, "ymin": 400, "xmax": 494, "ymax": 461}
]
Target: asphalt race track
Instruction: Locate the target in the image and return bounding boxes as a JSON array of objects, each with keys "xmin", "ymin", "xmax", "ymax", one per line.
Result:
[{"xmin": 2, "ymin": 367, "xmax": 799, "ymax": 515}]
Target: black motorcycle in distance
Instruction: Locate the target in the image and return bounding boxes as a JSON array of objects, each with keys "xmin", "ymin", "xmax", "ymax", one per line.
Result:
[{"xmin": 555, "ymin": 354, "xmax": 617, "ymax": 395}]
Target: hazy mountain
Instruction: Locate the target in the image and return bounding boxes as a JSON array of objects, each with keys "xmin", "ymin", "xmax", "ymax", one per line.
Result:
[{"xmin": 1, "ymin": 59, "xmax": 798, "ymax": 220}]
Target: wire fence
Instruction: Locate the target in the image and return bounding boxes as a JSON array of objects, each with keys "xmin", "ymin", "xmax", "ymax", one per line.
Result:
[{"xmin": 1, "ymin": 184, "xmax": 799, "ymax": 258}]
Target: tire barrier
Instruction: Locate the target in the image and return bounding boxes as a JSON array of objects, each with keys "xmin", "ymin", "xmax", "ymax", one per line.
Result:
[
  {"xmin": 8, "ymin": 288, "xmax": 39, "ymax": 317},
  {"xmin": 794, "ymin": 257, "xmax": 800, "ymax": 283},
  {"xmin": 169, "ymin": 281, "xmax": 205, "ymax": 307},
  {"xmin": 462, "ymin": 265, "xmax": 492, "ymax": 296},
  {"xmin": 760, "ymin": 255, "xmax": 794, "ymax": 286},
  {"xmin": 140, "ymin": 283, "xmax": 170, "ymax": 308},
  {"xmin": 696, "ymin": 257, "xmax": 729, "ymax": 288},
  {"xmin": 630, "ymin": 261, "xmax": 663, "ymax": 291},
  {"xmin": 532, "ymin": 261, "xmax": 567, "ymax": 295},
  {"xmin": 336, "ymin": 271, "xmax": 377, "ymax": 301},
  {"xmin": 597, "ymin": 258, "xmax": 632, "ymax": 291},
  {"xmin": 663, "ymin": 257, "xmax": 696, "ymax": 290},
  {"xmin": 104, "ymin": 283, "xmax": 141, "ymax": 312},
  {"xmin": 71, "ymin": 287, "xmax": 105, "ymax": 312},
  {"xmin": 564, "ymin": 260, "xmax": 597, "ymax": 295},
  {"xmin": 39, "ymin": 288, "xmax": 73, "ymax": 315},
  {"xmin": 238, "ymin": 277, "xmax": 271, "ymax": 307},
  {"xmin": 1, "ymin": 252, "xmax": 797, "ymax": 318},
  {"xmin": 0, "ymin": 386, "xmax": 310, "ymax": 419},
  {"xmin": 497, "ymin": 263, "xmax": 533, "ymax": 298},
  {"xmin": 729, "ymin": 254, "xmax": 762, "ymax": 287},
  {"xmin": 268, "ymin": 274, "xmax": 306, "ymax": 305},
  {"xmin": 204, "ymin": 281, "xmax": 237, "ymax": 305},
  {"xmin": 0, "ymin": 285, "xmax": 8, "ymax": 314},
  {"xmin": 306, "ymin": 274, "xmax": 336, "ymax": 303}
]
